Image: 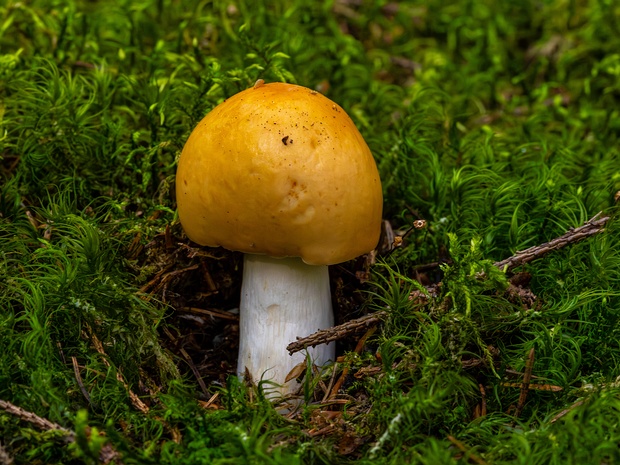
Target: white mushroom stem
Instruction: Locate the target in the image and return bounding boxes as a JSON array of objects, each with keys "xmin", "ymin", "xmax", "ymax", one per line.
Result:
[{"xmin": 238, "ymin": 254, "xmax": 335, "ymax": 395}]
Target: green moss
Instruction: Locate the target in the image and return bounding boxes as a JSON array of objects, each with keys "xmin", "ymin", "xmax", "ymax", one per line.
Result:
[{"xmin": 1, "ymin": 0, "xmax": 620, "ymax": 463}]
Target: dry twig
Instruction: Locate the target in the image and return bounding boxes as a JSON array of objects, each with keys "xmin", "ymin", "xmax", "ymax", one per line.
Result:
[
  {"xmin": 287, "ymin": 312, "xmax": 385, "ymax": 355},
  {"xmin": 198, "ymin": 392, "xmax": 221, "ymax": 410},
  {"xmin": 472, "ymin": 384, "xmax": 487, "ymax": 419},
  {"xmin": 139, "ymin": 264, "xmax": 199, "ymax": 302},
  {"xmin": 447, "ymin": 435, "xmax": 488, "ymax": 465},
  {"xmin": 326, "ymin": 326, "xmax": 376, "ymax": 400},
  {"xmin": 72, "ymin": 356, "xmax": 94, "ymax": 407},
  {"xmin": 179, "ymin": 306, "xmax": 239, "ymax": 321},
  {"xmin": 0, "ymin": 399, "xmax": 73, "ymax": 438},
  {"xmin": 493, "ymin": 212, "xmax": 609, "ymax": 271},
  {"xmin": 87, "ymin": 326, "xmax": 150, "ymax": 415},
  {"xmin": 0, "ymin": 399, "xmax": 121, "ymax": 464},
  {"xmin": 85, "ymin": 324, "xmax": 182, "ymax": 443},
  {"xmin": 550, "ymin": 399, "xmax": 586, "ymax": 423},
  {"xmin": 514, "ymin": 348, "xmax": 535, "ymax": 418},
  {"xmin": 163, "ymin": 327, "xmax": 210, "ymax": 397}
]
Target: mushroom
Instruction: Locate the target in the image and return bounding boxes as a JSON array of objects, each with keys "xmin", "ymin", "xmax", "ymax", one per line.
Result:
[{"xmin": 175, "ymin": 81, "xmax": 382, "ymax": 395}]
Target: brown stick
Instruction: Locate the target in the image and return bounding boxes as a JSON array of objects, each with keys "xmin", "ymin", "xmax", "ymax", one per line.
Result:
[
  {"xmin": 71, "ymin": 356, "xmax": 94, "ymax": 407},
  {"xmin": 163, "ymin": 327, "xmax": 210, "ymax": 397},
  {"xmin": 179, "ymin": 306, "xmax": 239, "ymax": 321},
  {"xmin": 514, "ymin": 348, "xmax": 535, "ymax": 418},
  {"xmin": 326, "ymin": 326, "xmax": 376, "ymax": 400},
  {"xmin": 287, "ymin": 312, "xmax": 386, "ymax": 355},
  {"xmin": 0, "ymin": 399, "xmax": 74, "ymax": 439},
  {"xmin": 87, "ymin": 326, "xmax": 150, "ymax": 415},
  {"xmin": 86, "ymin": 325, "xmax": 182, "ymax": 443},
  {"xmin": 446, "ymin": 435, "xmax": 489, "ymax": 465},
  {"xmin": 550, "ymin": 399, "xmax": 586, "ymax": 423},
  {"xmin": 0, "ymin": 399, "xmax": 121, "ymax": 464},
  {"xmin": 287, "ymin": 212, "xmax": 610, "ymax": 354},
  {"xmin": 493, "ymin": 212, "xmax": 609, "ymax": 271}
]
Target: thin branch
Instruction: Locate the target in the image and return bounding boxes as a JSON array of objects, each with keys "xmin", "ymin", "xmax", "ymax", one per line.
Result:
[
  {"xmin": 326, "ymin": 326, "xmax": 376, "ymax": 400},
  {"xmin": 87, "ymin": 325, "xmax": 149, "ymax": 415},
  {"xmin": 179, "ymin": 306, "xmax": 239, "ymax": 321},
  {"xmin": 71, "ymin": 356, "xmax": 94, "ymax": 407},
  {"xmin": 514, "ymin": 348, "xmax": 535, "ymax": 418},
  {"xmin": 163, "ymin": 327, "xmax": 210, "ymax": 397},
  {"xmin": 0, "ymin": 399, "xmax": 121, "ymax": 464},
  {"xmin": 493, "ymin": 212, "xmax": 609, "ymax": 271},
  {"xmin": 446, "ymin": 435, "xmax": 488, "ymax": 465},
  {"xmin": 550, "ymin": 399, "xmax": 586, "ymax": 423},
  {"xmin": 0, "ymin": 399, "xmax": 73, "ymax": 439},
  {"xmin": 287, "ymin": 312, "xmax": 386, "ymax": 354},
  {"xmin": 86, "ymin": 325, "xmax": 183, "ymax": 443}
]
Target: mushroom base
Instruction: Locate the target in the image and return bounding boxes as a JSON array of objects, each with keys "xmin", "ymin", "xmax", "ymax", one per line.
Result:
[{"xmin": 238, "ymin": 254, "xmax": 335, "ymax": 396}]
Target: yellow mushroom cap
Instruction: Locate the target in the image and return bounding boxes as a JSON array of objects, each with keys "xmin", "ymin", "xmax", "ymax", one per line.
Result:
[{"xmin": 175, "ymin": 82, "xmax": 383, "ymax": 265}]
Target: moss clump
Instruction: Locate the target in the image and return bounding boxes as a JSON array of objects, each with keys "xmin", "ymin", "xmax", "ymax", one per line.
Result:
[{"xmin": 1, "ymin": 0, "xmax": 620, "ymax": 463}]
